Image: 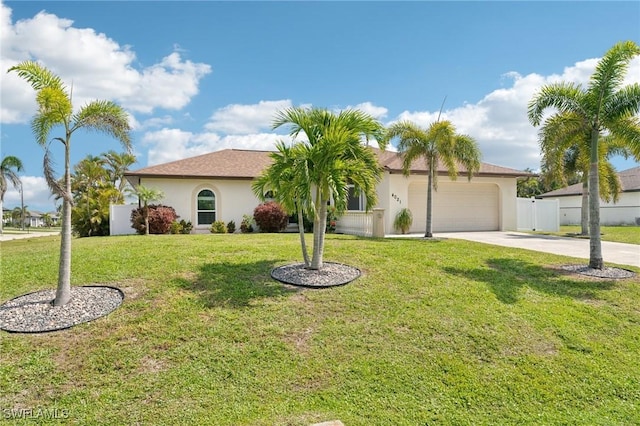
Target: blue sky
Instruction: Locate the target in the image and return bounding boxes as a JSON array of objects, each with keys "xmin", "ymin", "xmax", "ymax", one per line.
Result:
[{"xmin": 1, "ymin": 1, "xmax": 639, "ymax": 212}]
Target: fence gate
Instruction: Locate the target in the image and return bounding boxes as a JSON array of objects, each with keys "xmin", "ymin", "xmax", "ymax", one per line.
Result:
[{"xmin": 517, "ymin": 198, "xmax": 559, "ymax": 232}]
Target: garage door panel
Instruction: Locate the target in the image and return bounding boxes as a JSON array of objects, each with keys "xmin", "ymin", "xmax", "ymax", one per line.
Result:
[{"xmin": 408, "ymin": 181, "xmax": 499, "ymax": 232}]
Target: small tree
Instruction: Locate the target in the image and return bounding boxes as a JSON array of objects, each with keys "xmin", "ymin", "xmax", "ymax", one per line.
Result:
[
  {"xmin": 131, "ymin": 185, "xmax": 164, "ymax": 235},
  {"xmin": 1, "ymin": 155, "xmax": 24, "ymax": 235},
  {"xmin": 130, "ymin": 204, "xmax": 177, "ymax": 235},
  {"xmin": 9, "ymin": 61, "xmax": 131, "ymax": 306}
]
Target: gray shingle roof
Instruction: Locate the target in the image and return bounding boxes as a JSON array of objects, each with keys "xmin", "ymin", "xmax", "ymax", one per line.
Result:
[
  {"xmin": 125, "ymin": 148, "xmax": 531, "ymax": 180},
  {"xmin": 539, "ymin": 166, "xmax": 640, "ymax": 197}
]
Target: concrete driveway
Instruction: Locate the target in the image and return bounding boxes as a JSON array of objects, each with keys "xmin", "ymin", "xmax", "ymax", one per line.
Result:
[{"xmin": 433, "ymin": 231, "xmax": 639, "ymax": 268}]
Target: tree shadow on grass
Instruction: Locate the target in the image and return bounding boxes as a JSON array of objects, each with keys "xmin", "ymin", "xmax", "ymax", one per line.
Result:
[
  {"xmin": 444, "ymin": 258, "xmax": 617, "ymax": 304},
  {"xmin": 174, "ymin": 260, "xmax": 298, "ymax": 309}
]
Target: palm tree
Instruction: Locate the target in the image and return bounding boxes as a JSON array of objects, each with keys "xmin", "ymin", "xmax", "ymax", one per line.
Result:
[
  {"xmin": 9, "ymin": 61, "xmax": 132, "ymax": 306},
  {"xmin": 528, "ymin": 41, "xmax": 640, "ymax": 269},
  {"xmin": 11, "ymin": 205, "xmax": 29, "ymax": 229},
  {"xmin": 41, "ymin": 212, "xmax": 53, "ymax": 228},
  {"xmin": 538, "ymin": 112, "xmax": 628, "ymax": 235},
  {"xmin": 253, "ymin": 141, "xmax": 312, "ymax": 266},
  {"xmin": 132, "ymin": 184, "xmax": 164, "ymax": 235},
  {"xmin": 267, "ymin": 107, "xmax": 386, "ymax": 270},
  {"xmin": 102, "ymin": 150, "xmax": 136, "ymax": 197},
  {"xmin": 385, "ymin": 120, "xmax": 481, "ymax": 238},
  {"xmin": 0, "ymin": 155, "xmax": 24, "ymax": 234}
]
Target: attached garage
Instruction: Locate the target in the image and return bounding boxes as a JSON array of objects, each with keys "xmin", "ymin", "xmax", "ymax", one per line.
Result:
[{"xmin": 408, "ymin": 181, "xmax": 500, "ymax": 233}]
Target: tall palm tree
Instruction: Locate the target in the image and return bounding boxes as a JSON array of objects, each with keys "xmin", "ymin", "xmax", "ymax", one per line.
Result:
[
  {"xmin": 268, "ymin": 107, "xmax": 386, "ymax": 269},
  {"xmin": 253, "ymin": 141, "xmax": 313, "ymax": 266},
  {"xmin": 9, "ymin": 61, "xmax": 132, "ymax": 306},
  {"xmin": 385, "ymin": 120, "xmax": 481, "ymax": 238},
  {"xmin": 0, "ymin": 155, "xmax": 24, "ymax": 234},
  {"xmin": 528, "ymin": 41, "xmax": 640, "ymax": 269}
]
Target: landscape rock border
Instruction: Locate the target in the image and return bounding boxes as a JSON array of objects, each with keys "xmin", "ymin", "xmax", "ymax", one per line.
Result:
[
  {"xmin": 0, "ymin": 285, "xmax": 124, "ymax": 334},
  {"xmin": 271, "ymin": 262, "xmax": 361, "ymax": 288}
]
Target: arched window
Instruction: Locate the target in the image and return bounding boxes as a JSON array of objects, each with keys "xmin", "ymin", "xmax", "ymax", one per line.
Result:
[{"xmin": 197, "ymin": 189, "xmax": 216, "ymax": 225}]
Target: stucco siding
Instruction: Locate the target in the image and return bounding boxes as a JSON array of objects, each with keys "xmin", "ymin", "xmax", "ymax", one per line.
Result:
[{"xmin": 139, "ymin": 177, "xmax": 261, "ymax": 232}]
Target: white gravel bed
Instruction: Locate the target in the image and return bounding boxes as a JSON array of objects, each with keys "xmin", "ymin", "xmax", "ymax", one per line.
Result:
[
  {"xmin": 0, "ymin": 286, "xmax": 124, "ymax": 333},
  {"xmin": 271, "ymin": 262, "xmax": 361, "ymax": 288},
  {"xmin": 559, "ymin": 264, "xmax": 636, "ymax": 279}
]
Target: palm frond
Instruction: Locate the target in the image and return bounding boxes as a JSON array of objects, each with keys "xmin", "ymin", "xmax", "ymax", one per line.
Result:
[{"xmin": 7, "ymin": 60, "xmax": 66, "ymax": 91}]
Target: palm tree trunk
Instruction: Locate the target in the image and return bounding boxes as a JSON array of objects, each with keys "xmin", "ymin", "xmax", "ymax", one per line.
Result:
[
  {"xmin": 425, "ymin": 165, "xmax": 434, "ymax": 238},
  {"xmin": 580, "ymin": 179, "xmax": 589, "ymax": 235},
  {"xmin": 54, "ymin": 145, "xmax": 72, "ymax": 306},
  {"xmin": 310, "ymin": 191, "xmax": 327, "ymax": 270},
  {"xmin": 144, "ymin": 205, "xmax": 150, "ymax": 235},
  {"xmin": 297, "ymin": 201, "xmax": 310, "ymax": 267},
  {"xmin": 588, "ymin": 129, "xmax": 603, "ymax": 269},
  {"xmin": 0, "ymin": 198, "xmax": 3, "ymax": 235}
]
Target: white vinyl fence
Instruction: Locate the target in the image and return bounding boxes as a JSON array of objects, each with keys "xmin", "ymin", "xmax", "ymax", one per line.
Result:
[
  {"xmin": 335, "ymin": 211, "xmax": 373, "ymax": 237},
  {"xmin": 517, "ymin": 198, "xmax": 559, "ymax": 232},
  {"xmin": 109, "ymin": 204, "xmax": 137, "ymax": 236}
]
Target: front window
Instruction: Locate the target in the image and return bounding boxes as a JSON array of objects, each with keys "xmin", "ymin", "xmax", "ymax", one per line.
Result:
[
  {"xmin": 347, "ymin": 185, "xmax": 364, "ymax": 211},
  {"xmin": 197, "ymin": 189, "xmax": 216, "ymax": 225}
]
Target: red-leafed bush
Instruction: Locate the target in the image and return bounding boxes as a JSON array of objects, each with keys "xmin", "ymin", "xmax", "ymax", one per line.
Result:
[
  {"xmin": 253, "ymin": 202, "xmax": 288, "ymax": 233},
  {"xmin": 131, "ymin": 204, "xmax": 178, "ymax": 235}
]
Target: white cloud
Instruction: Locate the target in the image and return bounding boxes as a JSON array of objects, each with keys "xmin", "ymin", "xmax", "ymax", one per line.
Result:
[
  {"xmin": 2, "ymin": 175, "xmax": 57, "ymax": 212},
  {"xmin": 390, "ymin": 56, "xmax": 640, "ymax": 171},
  {"xmin": 346, "ymin": 102, "xmax": 388, "ymax": 120},
  {"xmin": 205, "ymin": 100, "xmax": 293, "ymax": 134},
  {"xmin": 141, "ymin": 127, "xmax": 286, "ymax": 166},
  {"xmin": 0, "ymin": 3, "xmax": 211, "ymax": 123}
]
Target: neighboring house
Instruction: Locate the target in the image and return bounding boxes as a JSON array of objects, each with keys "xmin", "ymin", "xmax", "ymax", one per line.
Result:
[
  {"xmin": 2, "ymin": 209, "xmax": 60, "ymax": 228},
  {"xmin": 124, "ymin": 148, "xmax": 529, "ymax": 235},
  {"xmin": 25, "ymin": 210, "xmax": 60, "ymax": 228},
  {"xmin": 539, "ymin": 166, "xmax": 640, "ymax": 226}
]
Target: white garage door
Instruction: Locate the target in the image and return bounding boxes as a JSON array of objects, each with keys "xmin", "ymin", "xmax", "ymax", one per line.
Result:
[{"xmin": 408, "ymin": 181, "xmax": 500, "ymax": 232}]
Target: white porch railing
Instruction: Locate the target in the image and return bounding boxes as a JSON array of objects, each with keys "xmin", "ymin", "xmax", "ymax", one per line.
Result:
[{"xmin": 335, "ymin": 211, "xmax": 373, "ymax": 237}]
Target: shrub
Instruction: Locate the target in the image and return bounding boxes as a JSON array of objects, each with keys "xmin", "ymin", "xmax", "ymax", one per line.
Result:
[
  {"xmin": 253, "ymin": 201, "xmax": 288, "ymax": 233},
  {"xmin": 210, "ymin": 220, "xmax": 227, "ymax": 234},
  {"xmin": 170, "ymin": 221, "xmax": 182, "ymax": 234},
  {"xmin": 394, "ymin": 208, "xmax": 413, "ymax": 234},
  {"xmin": 170, "ymin": 219, "xmax": 193, "ymax": 235},
  {"xmin": 131, "ymin": 204, "xmax": 178, "ymax": 235},
  {"xmin": 227, "ymin": 220, "xmax": 236, "ymax": 234},
  {"xmin": 240, "ymin": 214, "xmax": 254, "ymax": 233}
]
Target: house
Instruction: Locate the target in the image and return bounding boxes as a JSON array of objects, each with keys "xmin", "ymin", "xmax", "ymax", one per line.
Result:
[
  {"xmin": 123, "ymin": 148, "xmax": 529, "ymax": 235},
  {"xmin": 539, "ymin": 166, "xmax": 640, "ymax": 226},
  {"xmin": 1, "ymin": 209, "xmax": 59, "ymax": 228}
]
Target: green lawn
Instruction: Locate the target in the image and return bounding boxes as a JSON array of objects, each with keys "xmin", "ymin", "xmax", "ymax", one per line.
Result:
[
  {"xmin": 532, "ymin": 225, "xmax": 640, "ymax": 245},
  {"xmin": 1, "ymin": 233, "xmax": 639, "ymax": 425}
]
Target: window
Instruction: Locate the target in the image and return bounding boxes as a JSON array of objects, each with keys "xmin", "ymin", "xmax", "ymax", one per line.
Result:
[
  {"xmin": 347, "ymin": 185, "xmax": 364, "ymax": 211},
  {"xmin": 197, "ymin": 189, "xmax": 216, "ymax": 225}
]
